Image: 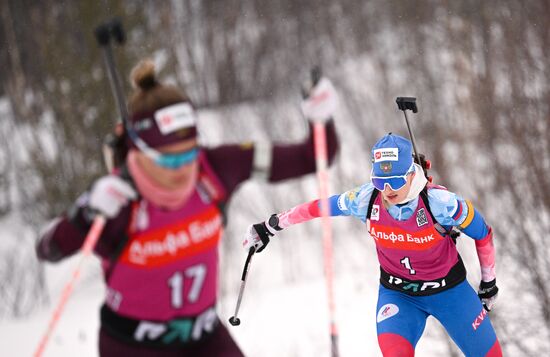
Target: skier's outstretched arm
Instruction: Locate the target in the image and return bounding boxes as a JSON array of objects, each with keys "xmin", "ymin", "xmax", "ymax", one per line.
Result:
[
  {"xmin": 241, "ymin": 195, "xmax": 344, "ymax": 252},
  {"xmin": 204, "ymin": 77, "xmax": 339, "ymax": 196},
  {"xmin": 242, "ymin": 183, "xmax": 376, "ymax": 252}
]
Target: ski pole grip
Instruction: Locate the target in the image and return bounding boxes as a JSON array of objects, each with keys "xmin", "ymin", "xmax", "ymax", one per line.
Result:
[
  {"xmin": 396, "ymin": 97, "xmax": 418, "ymax": 113},
  {"xmin": 110, "ymin": 18, "xmax": 126, "ymax": 44},
  {"xmin": 311, "ymin": 66, "xmax": 322, "ymax": 87},
  {"xmin": 94, "ymin": 18, "xmax": 126, "ymax": 46},
  {"xmin": 301, "ymin": 66, "xmax": 323, "ymax": 99},
  {"xmin": 94, "ymin": 23, "xmax": 111, "ymax": 46}
]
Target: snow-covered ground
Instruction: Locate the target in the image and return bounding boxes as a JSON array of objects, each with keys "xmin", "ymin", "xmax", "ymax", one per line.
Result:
[
  {"xmin": 0, "ymin": 102, "xmax": 479, "ymax": 356},
  {"xmin": 0, "ymin": 249, "xmax": 454, "ymax": 357},
  {"xmin": 0, "ymin": 199, "xmax": 473, "ymax": 357}
]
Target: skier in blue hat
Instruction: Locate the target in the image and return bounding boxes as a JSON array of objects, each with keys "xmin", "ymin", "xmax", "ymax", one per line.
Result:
[{"xmin": 244, "ymin": 133, "xmax": 502, "ymax": 357}]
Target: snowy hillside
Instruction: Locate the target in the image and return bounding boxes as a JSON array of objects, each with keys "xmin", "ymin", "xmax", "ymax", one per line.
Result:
[
  {"xmin": 1, "ymin": 1, "xmax": 549, "ymax": 356},
  {"xmin": 0, "ymin": 98, "xmax": 491, "ymax": 357}
]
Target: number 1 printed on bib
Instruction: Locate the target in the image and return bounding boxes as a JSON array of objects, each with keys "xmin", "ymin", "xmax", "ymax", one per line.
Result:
[{"xmin": 400, "ymin": 257, "xmax": 416, "ymax": 275}]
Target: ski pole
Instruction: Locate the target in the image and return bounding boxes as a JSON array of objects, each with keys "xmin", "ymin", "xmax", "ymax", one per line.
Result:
[
  {"xmin": 34, "ymin": 215, "xmax": 107, "ymax": 357},
  {"xmin": 95, "ymin": 18, "xmax": 128, "ymax": 125},
  {"xmin": 229, "ymin": 246, "xmax": 256, "ymax": 326},
  {"xmin": 314, "ymin": 122, "xmax": 340, "ymax": 357},
  {"xmin": 94, "ymin": 18, "xmax": 176, "ymax": 169},
  {"xmin": 95, "ymin": 18, "xmax": 129, "ymax": 172},
  {"xmin": 34, "ymin": 19, "xmax": 127, "ymax": 356},
  {"xmin": 395, "ymin": 96, "xmax": 436, "ymax": 183},
  {"xmin": 395, "ymin": 97, "xmax": 420, "ymax": 163},
  {"xmin": 305, "ymin": 68, "xmax": 340, "ymax": 357}
]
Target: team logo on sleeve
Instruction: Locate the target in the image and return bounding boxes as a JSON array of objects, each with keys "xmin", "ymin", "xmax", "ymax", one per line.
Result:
[
  {"xmin": 346, "ymin": 188, "xmax": 359, "ymax": 201},
  {"xmin": 416, "ymin": 208, "xmax": 428, "ymax": 227},
  {"xmin": 371, "ymin": 205, "xmax": 380, "ymax": 221},
  {"xmin": 338, "ymin": 187, "xmax": 360, "ymax": 211}
]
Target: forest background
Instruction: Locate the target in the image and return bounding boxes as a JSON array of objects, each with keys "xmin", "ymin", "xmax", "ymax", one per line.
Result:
[{"xmin": 1, "ymin": 1, "xmax": 549, "ymax": 356}]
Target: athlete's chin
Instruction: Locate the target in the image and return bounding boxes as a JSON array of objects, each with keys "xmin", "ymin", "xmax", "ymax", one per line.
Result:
[
  {"xmin": 383, "ymin": 194, "xmax": 401, "ymax": 204},
  {"xmin": 169, "ymin": 176, "xmax": 192, "ymax": 188}
]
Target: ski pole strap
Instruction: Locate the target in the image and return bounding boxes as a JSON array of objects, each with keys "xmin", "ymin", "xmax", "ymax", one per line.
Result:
[
  {"xmin": 241, "ymin": 246, "xmax": 255, "ymax": 280},
  {"xmin": 252, "ymin": 223, "xmax": 272, "ymax": 253}
]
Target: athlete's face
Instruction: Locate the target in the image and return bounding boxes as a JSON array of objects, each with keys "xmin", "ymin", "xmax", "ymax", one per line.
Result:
[
  {"xmin": 380, "ymin": 171, "xmax": 415, "ymax": 205},
  {"xmin": 136, "ymin": 138, "xmax": 199, "ymax": 190}
]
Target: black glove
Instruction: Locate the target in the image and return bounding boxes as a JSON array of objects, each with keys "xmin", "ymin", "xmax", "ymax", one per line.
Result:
[
  {"xmin": 242, "ymin": 214, "xmax": 282, "ymax": 253},
  {"xmin": 478, "ymin": 279, "xmax": 499, "ymax": 312}
]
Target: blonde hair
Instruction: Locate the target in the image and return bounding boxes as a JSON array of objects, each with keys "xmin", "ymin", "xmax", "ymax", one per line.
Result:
[{"xmin": 128, "ymin": 59, "xmax": 190, "ymax": 115}]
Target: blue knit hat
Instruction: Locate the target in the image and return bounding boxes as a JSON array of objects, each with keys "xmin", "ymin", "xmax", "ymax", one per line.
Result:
[{"xmin": 371, "ymin": 133, "xmax": 413, "ymax": 177}]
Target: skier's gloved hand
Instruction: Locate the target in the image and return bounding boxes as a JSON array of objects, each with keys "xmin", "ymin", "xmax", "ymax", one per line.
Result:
[
  {"xmin": 478, "ymin": 279, "xmax": 499, "ymax": 312},
  {"xmin": 242, "ymin": 214, "xmax": 282, "ymax": 253},
  {"xmin": 301, "ymin": 77, "xmax": 339, "ymax": 123},
  {"xmin": 88, "ymin": 175, "xmax": 137, "ymax": 219}
]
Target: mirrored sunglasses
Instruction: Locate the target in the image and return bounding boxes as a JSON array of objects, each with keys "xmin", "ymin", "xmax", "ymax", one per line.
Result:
[
  {"xmin": 371, "ymin": 164, "xmax": 414, "ymax": 191},
  {"xmin": 155, "ymin": 147, "xmax": 198, "ymax": 169},
  {"xmin": 371, "ymin": 175, "xmax": 409, "ymax": 191}
]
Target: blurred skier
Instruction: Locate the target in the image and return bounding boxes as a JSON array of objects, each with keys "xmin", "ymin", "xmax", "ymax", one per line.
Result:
[
  {"xmin": 244, "ymin": 133, "xmax": 501, "ymax": 357},
  {"xmin": 36, "ymin": 59, "xmax": 339, "ymax": 357}
]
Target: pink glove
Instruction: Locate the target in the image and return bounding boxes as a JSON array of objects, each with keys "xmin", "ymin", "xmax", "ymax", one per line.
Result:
[{"xmin": 301, "ymin": 77, "xmax": 339, "ymax": 122}]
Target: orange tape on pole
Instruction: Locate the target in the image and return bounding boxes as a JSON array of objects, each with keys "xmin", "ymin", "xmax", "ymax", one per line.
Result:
[
  {"xmin": 34, "ymin": 215, "xmax": 107, "ymax": 357},
  {"xmin": 313, "ymin": 122, "xmax": 339, "ymax": 357}
]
